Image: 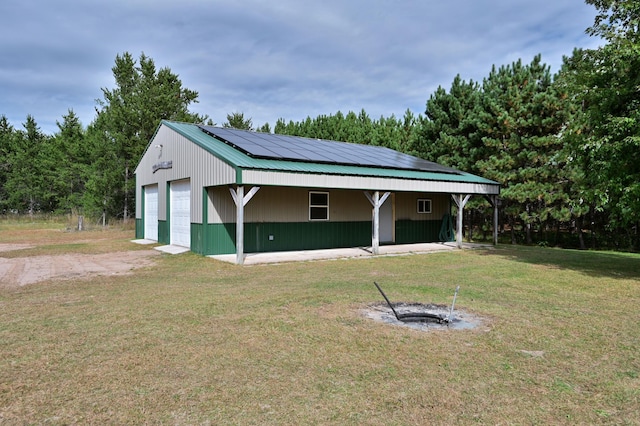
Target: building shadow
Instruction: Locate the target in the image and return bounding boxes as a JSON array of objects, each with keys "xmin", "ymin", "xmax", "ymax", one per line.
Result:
[{"xmin": 476, "ymin": 245, "xmax": 640, "ymax": 280}]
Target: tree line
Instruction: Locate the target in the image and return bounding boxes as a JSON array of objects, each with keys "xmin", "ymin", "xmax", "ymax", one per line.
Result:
[{"xmin": 0, "ymin": 0, "xmax": 637, "ymax": 250}]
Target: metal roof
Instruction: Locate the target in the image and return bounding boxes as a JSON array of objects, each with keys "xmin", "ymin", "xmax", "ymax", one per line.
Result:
[{"xmin": 160, "ymin": 120, "xmax": 499, "ymax": 187}]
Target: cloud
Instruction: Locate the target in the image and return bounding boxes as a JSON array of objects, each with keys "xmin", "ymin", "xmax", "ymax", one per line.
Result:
[{"xmin": 0, "ymin": 0, "xmax": 600, "ymax": 134}]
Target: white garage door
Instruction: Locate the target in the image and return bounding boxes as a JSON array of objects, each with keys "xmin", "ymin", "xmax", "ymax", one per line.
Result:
[
  {"xmin": 144, "ymin": 185, "xmax": 158, "ymax": 241},
  {"xmin": 170, "ymin": 180, "xmax": 191, "ymax": 248}
]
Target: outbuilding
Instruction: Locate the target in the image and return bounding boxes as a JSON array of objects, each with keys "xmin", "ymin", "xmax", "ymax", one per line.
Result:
[{"xmin": 135, "ymin": 120, "xmax": 500, "ymax": 264}]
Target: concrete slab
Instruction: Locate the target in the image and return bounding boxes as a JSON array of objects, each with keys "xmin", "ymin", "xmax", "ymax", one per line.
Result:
[
  {"xmin": 209, "ymin": 242, "xmax": 491, "ymax": 265},
  {"xmin": 154, "ymin": 245, "xmax": 190, "ymax": 255},
  {"xmin": 131, "ymin": 239, "xmax": 157, "ymax": 245}
]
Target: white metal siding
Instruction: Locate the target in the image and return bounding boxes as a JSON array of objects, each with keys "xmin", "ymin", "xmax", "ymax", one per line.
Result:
[
  {"xmin": 170, "ymin": 180, "xmax": 191, "ymax": 247},
  {"xmin": 209, "ymin": 186, "xmax": 235, "ymax": 224},
  {"xmin": 135, "ymin": 125, "xmax": 236, "ymax": 223},
  {"xmin": 243, "ymin": 187, "xmax": 372, "ymax": 223},
  {"xmin": 144, "ymin": 185, "xmax": 158, "ymax": 241},
  {"xmin": 208, "ymin": 186, "xmax": 452, "ymax": 226},
  {"xmin": 395, "ymin": 192, "xmax": 449, "ymax": 220}
]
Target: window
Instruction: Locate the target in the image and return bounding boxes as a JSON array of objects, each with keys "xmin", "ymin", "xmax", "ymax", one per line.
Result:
[
  {"xmin": 309, "ymin": 191, "xmax": 329, "ymax": 221},
  {"xmin": 417, "ymin": 198, "xmax": 432, "ymax": 214}
]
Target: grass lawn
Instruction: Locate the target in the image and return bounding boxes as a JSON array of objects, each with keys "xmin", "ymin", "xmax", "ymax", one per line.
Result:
[{"xmin": 1, "ymin": 222, "xmax": 639, "ymax": 424}]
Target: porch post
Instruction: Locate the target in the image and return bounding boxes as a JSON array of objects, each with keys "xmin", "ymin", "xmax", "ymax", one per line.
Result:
[
  {"xmin": 229, "ymin": 186, "xmax": 260, "ymax": 265},
  {"xmin": 493, "ymin": 195, "xmax": 499, "ymax": 246},
  {"xmin": 233, "ymin": 186, "xmax": 245, "ymax": 264},
  {"xmin": 452, "ymin": 194, "xmax": 471, "ymax": 249},
  {"xmin": 373, "ymin": 191, "xmax": 380, "ymax": 254},
  {"xmin": 364, "ymin": 191, "xmax": 391, "ymax": 255},
  {"xmin": 484, "ymin": 194, "xmax": 500, "ymax": 246}
]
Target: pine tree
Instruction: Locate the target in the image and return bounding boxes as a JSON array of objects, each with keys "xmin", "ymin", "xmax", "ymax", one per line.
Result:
[
  {"xmin": 477, "ymin": 55, "xmax": 568, "ymax": 244},
  {"xmin": 0, "ymin": 116, "xmax": 16, "ymax": 211},
  {"xmin": 92, "ymin": 52, "xmax": 206, "ymax": 220},
  {"xmin": 414, "ymin": 75, "xmax": 483, "ymax": 172},
  {"xmin": 52, "ymin": 110, "xmax": 91, "ymax": 214},
  {"xmin": 4, "ymin": 116, "xmax": 52, "ymax": 214},
  {"xmin": 223, "ymin": 112, "xmax": 253, "ymax": 130}
]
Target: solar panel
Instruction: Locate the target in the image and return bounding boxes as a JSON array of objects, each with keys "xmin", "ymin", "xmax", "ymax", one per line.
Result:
[{"xmin": 198, "ymin": 125, "xmax": 461, "ymax": 174}]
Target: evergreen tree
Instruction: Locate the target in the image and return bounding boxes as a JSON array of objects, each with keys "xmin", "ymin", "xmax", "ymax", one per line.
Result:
[
  {"xmin": 337, "ymin": 110, "xmax": 370, "ymax": 143},
  {"xmin": 0, "ymin": 116, "xmax": 15, "ymax": 211},
  {"xmin": 358, "ymin": 109, "xmax": 375, "ymax": 145},
  {"xmin": 414, "ymin": 75, "xmax": 483, "ymax": 172},
  {"xmin": 92, "ymin": 52, "xmax": 206, "ymax": 220},
  {"xmin": 52, "ymin": 110, "xmax": 91, "ymax": 214},
  {"xmin": 83, "ymin": 122, "xmax": 122, "ymax": 223},
  {"xmin": 477, "ymin": 55, "xmax": 568, "ymax": 243},
  {"xmin": 273, "ymin": 118, "xmax": 288, "ymax": 134},
  {"xmin": 397, "ymin": 109, "xmax": 419, "ymax": 153},
  {"xmin": 223, "ymin": 112, "xmax": 253, "ymax": 130},
  {"xmin": 371, "ymin": 115, "xmax": 401, "ymax": 148},
  {"xmin": 4, "ymin": 116, "xmax": 52, "ymax": 214}
]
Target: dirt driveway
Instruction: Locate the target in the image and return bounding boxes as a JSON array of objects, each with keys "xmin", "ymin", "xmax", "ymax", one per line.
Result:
[{"xmin": 0, "ymin": 243, "xmax": 160, "ymax": 289}]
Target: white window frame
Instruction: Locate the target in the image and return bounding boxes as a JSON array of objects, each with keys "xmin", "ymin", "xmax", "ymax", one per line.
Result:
[
  {"xmin": 309, "ymin": 191, "xmax": 329, "ymax": 221},
  {"xmin": 417, "ymin": 198, "xmax": 432, "ymax": 214}
]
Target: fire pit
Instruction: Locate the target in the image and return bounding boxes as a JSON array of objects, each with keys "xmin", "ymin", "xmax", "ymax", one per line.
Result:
[{"xmin": 362, "ymin": 282, "xmax": 487, "ymax": 331}]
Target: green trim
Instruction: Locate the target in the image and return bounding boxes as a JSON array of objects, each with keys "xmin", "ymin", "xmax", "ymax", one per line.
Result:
[
  {"xmin": 139, "ymin": 186, "xmax": 146, "ymax": 238},
  {"xmin": 165, "ymin": 183, "xmax": 171, "ymax": 244},
  {"xmin": 135, "ymin": 219, "xmax": 144, "ymax": 239},
  {"xmin": 191, "ymin": 188, "xmax": 210, "ymax": 255},
  {"xmin": 203, "ymin": 188, "xmax": 208, "ymax": 228},
  {"xmin": 202, "ymin": 188, "xmax": 209, "ymax": 252}
]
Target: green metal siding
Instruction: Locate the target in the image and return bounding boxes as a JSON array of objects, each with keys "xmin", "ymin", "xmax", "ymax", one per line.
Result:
[
  {"xmin": 135, "ymin": 218, "xmax": 144, "ymax": 239},
  {"xmin": 158, "ymin": 220, "xmax": 170, "ymax": 244},
  {"xmin": 201, "ymin": 221, "xmax": 370, "ymax": 255},
  {"xmin": 191, "ymin": 223, "xmax": 204, "ymax": 255},
  {"xmin": 163, "ymin": 183, "xmax": 171, "ymax": 244},
  {"xmin": 192, "ymin": 188, "xmax": 208, "ymax": 255},
  {"xmin": 201, "ymin": 219, "xmax": 451, "ymax": 255},
  {"xmin": 206, "ymin": 223, "xmax": 236, "ymax": 255},
  {"xmin": 395, "ymin": 219, "xmax": 442, "ymax": 244},
  {"xmin": 244, "ymin": 221, "xmax": 371, "ymax": 253}
]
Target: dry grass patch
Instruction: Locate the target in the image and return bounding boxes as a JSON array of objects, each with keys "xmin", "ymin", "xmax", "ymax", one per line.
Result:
[{"xmin": 1, "ymin": 223, "xmax": 639, "ymax": 424}]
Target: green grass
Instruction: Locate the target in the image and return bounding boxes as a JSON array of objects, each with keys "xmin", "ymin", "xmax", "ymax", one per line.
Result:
[{"xmin": 1, "ymin": 224, "xmax": 639, "ymax": 424}]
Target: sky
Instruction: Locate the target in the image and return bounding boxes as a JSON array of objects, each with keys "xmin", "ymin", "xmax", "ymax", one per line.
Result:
[{"xmin": 1, "ymin": 0, "xmax": 603, "ymax": 135}]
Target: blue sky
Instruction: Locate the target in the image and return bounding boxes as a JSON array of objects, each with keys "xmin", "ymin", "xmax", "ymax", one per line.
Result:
[{"xmin": 1, "ymin": 0, "xmax": 602, "ymax": 135}]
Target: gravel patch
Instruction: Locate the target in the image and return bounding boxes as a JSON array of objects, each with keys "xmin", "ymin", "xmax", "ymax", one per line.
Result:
[{"xmin": 0, "ymin": 250, "xmax": 160, "ymax": 289}]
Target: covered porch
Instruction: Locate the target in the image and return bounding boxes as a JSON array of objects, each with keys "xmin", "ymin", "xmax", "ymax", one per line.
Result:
[{"xmin": 209, "ymin": 240, "xmax": 493, "ymax": 265}]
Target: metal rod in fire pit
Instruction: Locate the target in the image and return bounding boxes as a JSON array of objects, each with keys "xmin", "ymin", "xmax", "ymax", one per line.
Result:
[
  {"xmin": 374, "ymin": 282, "xmax": 447, "ymax": 323},
  {"xmin": 447, "ymin": 286, "xmax": 460, "ymax": 322}
]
